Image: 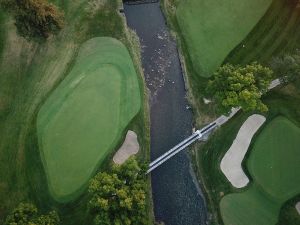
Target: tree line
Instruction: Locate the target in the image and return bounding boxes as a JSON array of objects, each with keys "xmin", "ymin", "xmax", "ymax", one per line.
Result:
[{"xmin": 4, "ymin": 158, "xmax": 149, "ymax": 225}]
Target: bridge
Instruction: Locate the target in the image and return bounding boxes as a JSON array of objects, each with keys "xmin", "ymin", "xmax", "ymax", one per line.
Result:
[
  {"xmin": 146, "ymin": 107, "xmax": 241, "ymax": 174},
  {"xmin": 147, "ymin": 79, "xmax": 282, "ymax": 173},
  {"xmin": 147, "ymin": 121, "xmax": 218, "ymax": 173}
]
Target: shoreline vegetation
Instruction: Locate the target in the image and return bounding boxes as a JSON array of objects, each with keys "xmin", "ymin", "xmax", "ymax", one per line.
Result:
[
  {"xmin": 161, "ymin": 0, "xmax": 300, "ymax": 224},
  {"xmin": 0, "ymin": 0, "xmax": 153, "ymax": 224}
]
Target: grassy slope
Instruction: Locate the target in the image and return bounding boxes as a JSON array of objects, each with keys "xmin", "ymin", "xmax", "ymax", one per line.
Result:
[
  {"xmin": 220, "ymin": 116, "xmax": 300, "ymax": 225},
  {"xmin": 37, "ymin": 37, "xmax": 141, "ymax": 202},
  {"xmin": 176, "ymin": 0, "xmax": 271, "ymax": 77},
  {"xmin": 225, "ymin": 0, "xmax": 300, "ymax": 65},
  {"xmin": 0, "ymin": 0, "xmax": 152, "ymax": 224}
]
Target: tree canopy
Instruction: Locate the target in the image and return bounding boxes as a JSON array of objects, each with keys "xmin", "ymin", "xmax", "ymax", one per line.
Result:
[
  {"xmin": 270, "ymin": 51, "xmax": 300, "ymax": 83},
  {"xmin": 5, "ymin": 203, "xmax": 60, "ymax": 225},
  {"xmin": 1, "ymin": 0, "xmax": 64, "ymax": 40},
  {"xmin": 206, "ymin": 62, "xmax": 273, "ymax": 114},
  {"xmin": 88, "ymin": 158, "xmax": 148, "ymax": 225}
]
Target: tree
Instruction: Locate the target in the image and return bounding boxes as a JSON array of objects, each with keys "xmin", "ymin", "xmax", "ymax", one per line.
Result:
[
  {"xmin": 4, "ymin": 203, "xmax": 60, "ymax": 225},
  {"xmin": 1, "ymin": 0, "xmax": 64, "ymax": 40},
  {"xmin": 206, "ymin": 62, "xmax": 273, "ymax": 114},
  {"xmin": 270, "ymin": 52, "xmax": 300, "ymax": 83},
  {"xmin": 88, "ymin": 158, "xmax": 148, "ymax": 225}
]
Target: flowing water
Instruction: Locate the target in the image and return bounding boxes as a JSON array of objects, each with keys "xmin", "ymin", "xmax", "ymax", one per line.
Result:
[{"xmin": 124, "ymin": 2, "xmax": 208, "ymax": 225}]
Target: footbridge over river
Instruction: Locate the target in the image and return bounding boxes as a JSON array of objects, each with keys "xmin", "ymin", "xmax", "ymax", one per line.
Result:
[
  {"xmin": 147, "ymin": 121, "xmax": 217, "ymax": 173},
  {"xmin": 147, "ymin": 78, "xmax": 281, "ymax": 174},
  {"xmin": 147, "ymin": 107, "xmax": 241, "ymax": 173}
]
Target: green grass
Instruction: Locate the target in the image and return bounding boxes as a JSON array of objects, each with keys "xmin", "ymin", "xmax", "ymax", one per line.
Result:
[
  {"xmin": 162, "ymin": 0, "xmax": 300, "ymax": 224},
  {"xmin": 220, "ymin": 186, "xmax": 279, "ymax": 225},
  {"xmin": 0, "ymin": 11, "xmax": 5, "ymax": 58},
  {"xmin": 192, "ymin": 84, "xmax": 300, "ymax": 225},
  {"xmin": 162, "ymin": 0, "xmax": 300, "ymax": 121},
  {"xmin": 225, "ymin": 0, "xmax": 300, "ymax": 65},
  {"xmin": 37, "ymin": 37, "xmax": 141, "ymax": 202},
  {"xmin": 248, "ymin": 116, "xmax": 300, "ymax": 201},
  {"xmin": 220, "ymin": 116, "xmax": 300, "ymax": 225},
  {"xmin": 0, "ymin": 0, "xmax": 152, "ymax": 224},
  {"xmin": 176, "ymin": 0, "xmax": 272, "ymax": 77}
]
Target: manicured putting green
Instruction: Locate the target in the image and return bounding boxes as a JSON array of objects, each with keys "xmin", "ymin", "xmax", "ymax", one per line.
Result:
[
  {"xmin": 221, "ymin": 186, "xmax": 279, "ymax": 225},
  {"xmin": 176, "ymin": 0, "xmax": 272, "ymax": 77},
  {"xmin": 220, "ymin": 117, "xmax": 300, "ymax": 225},
  {"xmin": 248, "ymin": 116, "xmax": 300, "ymax": 202},
  {"xmin": 37, "ymin": 37, "xmax": 141, "ymax": 202}
]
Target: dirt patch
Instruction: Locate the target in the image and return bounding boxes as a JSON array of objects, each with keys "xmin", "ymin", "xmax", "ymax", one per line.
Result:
[
  {"xmin": 113, "ymin": 130, "xmax": 139, "ymax": 164},
  {"xmin": 220, "ymin": 114, "xmax": 266, "ymax": 188}
]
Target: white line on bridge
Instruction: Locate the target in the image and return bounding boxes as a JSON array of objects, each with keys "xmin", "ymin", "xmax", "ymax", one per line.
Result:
[{"xmin": 147, "ymin": 122, "xmax": 217, "ymax": 173}]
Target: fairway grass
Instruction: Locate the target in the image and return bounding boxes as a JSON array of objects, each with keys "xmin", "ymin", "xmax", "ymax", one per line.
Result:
[
  {"xmin": 226, "ymin": 0, "xmax": 300, "ymax": 65},
  {"xmin": 37, "ymin": 37, "xmax": 141, "ymax": 201},
  {"xmin": 176, "ymin": 0, "xmax": 272, "ymax": 77},
  {"xmin": 220, "ymin": 116, "xmax": 300, "ymax": 225}
]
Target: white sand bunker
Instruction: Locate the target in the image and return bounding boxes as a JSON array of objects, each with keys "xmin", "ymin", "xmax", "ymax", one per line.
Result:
[
  {"xmin": 296, "ymin": 202, "xmax": 300, "ymax": 215},
  {"xmin": 220, "ymin": 114, "xmax": 266, "ymax": 188},
  {"xmin": 113, "ymin": 130, "xmax": 139, "ymax": 164}
]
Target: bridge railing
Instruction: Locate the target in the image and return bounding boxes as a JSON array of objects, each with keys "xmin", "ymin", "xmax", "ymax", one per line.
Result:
[
  {"xmin": 147, "ymin": 122, "xmax": 218, "ymax": 173},
  {"xmin": 149, "ymin": 131, "xmax": 200, "ymax": 167}
]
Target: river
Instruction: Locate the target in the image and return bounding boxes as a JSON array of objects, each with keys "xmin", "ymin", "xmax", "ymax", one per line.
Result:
[{"xmin": 123, "ymin": 2, "xmax": 207, "ymax": 225}]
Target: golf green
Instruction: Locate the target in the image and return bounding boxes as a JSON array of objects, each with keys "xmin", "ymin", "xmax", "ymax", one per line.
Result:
[
  {"xmin": 176, "ymin": 0, "xmax": 272, "ymax": 77},
  {"xmin": 220, "ymin": 116, "xmax": 300, "ymax": 225},
  {"xmin": 248, "ymin": 116, "xmax": 300, "ymax": 201},
  {"xmin": 37, "ymin": 37, "xmax": 141, "ymax": 202}
]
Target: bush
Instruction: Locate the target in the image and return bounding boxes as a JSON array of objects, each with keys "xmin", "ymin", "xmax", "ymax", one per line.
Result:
[
  {"xmin": 4, "ymin": 203, "xmax": 60, "ymax": 225},
  {"xmin": 1, "ymin": 0, "xmax": 64, "ymax": 40},
  {"xmin": 88, "ymin": 158, "xmax": 148, "ymax": 225},
  {"xmin": 206, "ymin": 62, "xmax": 273, "ymax": 114},
  {"xmin": 270, "ymin": 52, "xmax": 300, "ymax": 83}
]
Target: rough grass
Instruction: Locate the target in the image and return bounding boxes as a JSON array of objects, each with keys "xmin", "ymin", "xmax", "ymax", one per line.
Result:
[
  {"xmin": 0, "ymin": 0, "xmax": 152, "ymax": 224},
  {"xmin": 220, "ymin": 116, "xmax": 300, "ymax": 225},
  {"xmin": 37, "ymin": 37, "xmax": 141, "ymax": 202},
  {"xmin": 176, "ymin": 0, "xmax": 272, "ymax": 77},
  {"xmin": 0, "ymin": 11, "xmax": 5, "ymax": 58}
]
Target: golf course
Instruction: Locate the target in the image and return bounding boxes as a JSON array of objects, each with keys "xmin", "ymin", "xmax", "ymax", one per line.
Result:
[
  {"xmin": 176, "ymin": 0, "xmax": 272, "ymax": 77},
  {"xmin": 220, "ymin": 116, "xmax": 300, "ymax": 225},
  {"xmin": 37, "ymin": 37, "xmax": 141, "ymax": 202},
  {"xmin": 160, "ymin": 0, "xmax": 300, "ymax": 224},
  {"xmin": 3, "ymin": 0, "xmax": 300, "ymax": 223},
  {"xmin": 0, "ymin": 0, "xmax": 153, "ymax": 224}
]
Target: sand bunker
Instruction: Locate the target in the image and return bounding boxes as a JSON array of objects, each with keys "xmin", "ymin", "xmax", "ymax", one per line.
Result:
[
  {"xmin": 113, "ymin": 131, "xmax": 139, "ymax": 164},
  {"xmin": 296, "ymin": 202, "xmax": 300, "ymax": 215},
  {"xmin": 220, "ymin": 114, "xmax": 266, "ymax": 188}
]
